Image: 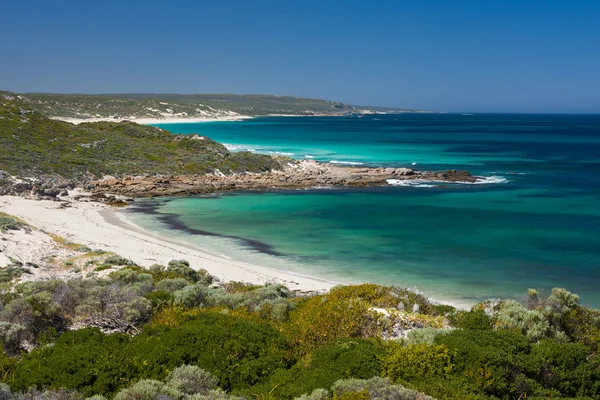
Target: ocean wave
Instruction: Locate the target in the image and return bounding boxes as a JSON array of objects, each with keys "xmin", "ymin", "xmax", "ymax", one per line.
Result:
[
  {"xmin": 223, "ymin": 143, "xmax": 242, "ymax": 150},
  {"xmin": 304, "ymin": 155, "xmax": 315, "ymax": 158},
  {"xmin": 270, "ymin": 151, "xmax": 295, "ymax": 156},
  {"xmin": 471, "ymin": 176, "xmax": 509, "ymax": 184},
  {"xmin": 386, "ymin": 179, "xmax": 436, "ymax": 188},
  {"xmin": 329, "ymin": 160, "xmax": 364, "ymax": 165},
  {"xmin": 387, "ymin": 175, "xmax": 508, "ymax": 187}
]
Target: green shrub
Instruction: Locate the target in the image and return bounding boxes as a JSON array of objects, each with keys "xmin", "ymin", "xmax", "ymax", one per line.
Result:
[
  {"xmin": 453, "ymin": 309, "xmax": 493, "ymax": 330},
  {"xmin": 284, "ymin": 291, "xmax": 380, "ymax": 355},
  {"xmin": 165, "ymin": 364, "xmax": 218, "ymax": 395},
  {"xmin": 11, "ymin": 313, "xmax": 289, "ymax": 396},
  {"xmin": 0, "ymin": 321, "xmax": 31, "ymax": 355},
  {"xmin": 157, "ymin": 278, "xmax": 190, "ymax": 293},
  {"xmin": 103, "ymin": 256, "xmax": 136, "ymax": 267},
  {"xmin": 113, "ymin": 379, "xmax": 181, "ymax": 400},
  {"xmin": 331, "ymin": 377, "xmax": 434, "ymax": 400},
  {"xmin": 0, "ymin": 215, "xmax": 27, "ymax": 233},
  {"xmin": 248, "ymin": 339, "xmax": 384, "ymax": 400},
  {"xmin": 293, "ymin": 389, "xmax": 329, "ymax": 400},
  {"xmin": 144, "ymin": 290, "xmax": 174, "ymax": 310},
  {"xmin": 381, "ymin": 343, "xmax": 453, "ymax": 384},
  {"xmin": 403, "ymin": 328, "xmax": 452, "ymax": 346},
  {"xmin": 327, "ymin": 284, "xmax": 433, "ymax": 314},
  {"xmin": 173, "ymin": 284, "xmax": 211, "ymax": 308}
]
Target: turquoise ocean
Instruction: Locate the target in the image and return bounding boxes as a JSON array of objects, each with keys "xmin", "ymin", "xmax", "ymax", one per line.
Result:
[{"xmin": 122, "ymin": 114, "xmax": 600, "ymax": 307}]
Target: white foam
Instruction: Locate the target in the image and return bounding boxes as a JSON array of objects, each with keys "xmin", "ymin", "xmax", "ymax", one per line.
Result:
[
  {"xmin": 270, "ymin": 151, "xmax": 295, "ymax": 156},
  {"xmin": 223, "ymin": 143, "xmax": 242, "ymax": 151},
  {"xmin": 304, "ymin": 155, "xmax": 315, "ymax": 158},
  {"xmin": 329, "ymin": 160, "xmax": 364, "ymax": 165},
  {"xmin": 387, "ymin": 176, "xmax": 508, "ymax": 187},
  {"xmin": 471, "ymin": 176, "xmax": 509, "ymax": 184},
  {"xmin": 386, "ymin": 179, "xmax": 435, "ymax": 188}
]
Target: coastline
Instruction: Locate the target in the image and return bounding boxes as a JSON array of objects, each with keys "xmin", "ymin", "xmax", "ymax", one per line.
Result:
[
  {"xmin": 0, "ymin": 195, "xmax": 338, "ymax": 293},
  {"xmin": 49, "ymin": 115, "xmax": 255, "ymax": 125},
  {"xmin": 0, "ymin": 194, "xmax": 471, "ymax": 308}
]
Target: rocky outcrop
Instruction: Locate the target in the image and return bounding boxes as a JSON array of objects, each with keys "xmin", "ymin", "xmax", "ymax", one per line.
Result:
[
  {"xmin": 0, "ymin": 173, "xmax": 82, "ymax": 200},
  {"xmin": 91, "ymin": 161, "xmax": 478, "ymax": 197}
]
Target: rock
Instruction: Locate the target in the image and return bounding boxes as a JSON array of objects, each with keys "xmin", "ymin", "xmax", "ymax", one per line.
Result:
[
  {"xmin": 394, "ymin": 168, "xmax": 415, "ymax": 176},
  {"xmin": 412, "ymin": 303, "xmax": 420, "ymax": 313},
  {"xmin": 43, "ymin": 188, "xmax": 61, "ymax": 197}
]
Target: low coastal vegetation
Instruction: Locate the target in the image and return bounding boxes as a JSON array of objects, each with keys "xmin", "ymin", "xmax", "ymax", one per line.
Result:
[
  {"xmin": 5, "ymin": 91, "xmax": 415, "ymax": 120},
  {"xmin": 0, "ymin": 253, "xmax": 599, "ymax": 399},
  {"xmin": 0, "ymin": 94, "xmax": 287, "ymax": 182}
]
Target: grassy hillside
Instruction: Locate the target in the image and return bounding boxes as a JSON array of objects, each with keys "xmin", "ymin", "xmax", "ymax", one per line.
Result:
[
  {"xmin": 0, "ymin": 94, "xmax": 286, "ymax": 180},
  {"xmin": 2, "ymin": 91, "xmax": 419, "ymax": 120}
]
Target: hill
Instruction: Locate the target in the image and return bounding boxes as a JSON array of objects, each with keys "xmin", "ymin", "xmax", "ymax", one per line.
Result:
[
  {"xmin": 0, "ymin": 93, "xmax": 286, "ymax": 183},
  {"xmin": 1, "ymin": 91, "xmax": 422, "ymax": 121}
]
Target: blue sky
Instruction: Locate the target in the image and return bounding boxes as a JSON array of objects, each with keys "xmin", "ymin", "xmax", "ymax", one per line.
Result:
[{"xmin": 2, "ymin": 0, "xmax": 599, "ymax": 113}]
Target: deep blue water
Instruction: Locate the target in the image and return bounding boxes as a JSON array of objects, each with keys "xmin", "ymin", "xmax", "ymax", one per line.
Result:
[{"xmin": 124, "ymin": 114, "xmax": 600, "ymax": 307}]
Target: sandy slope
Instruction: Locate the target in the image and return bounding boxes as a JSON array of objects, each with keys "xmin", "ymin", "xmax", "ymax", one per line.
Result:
[{"xmin": 0, "ymin": 196, "xmax": 337, "ymax": 292}]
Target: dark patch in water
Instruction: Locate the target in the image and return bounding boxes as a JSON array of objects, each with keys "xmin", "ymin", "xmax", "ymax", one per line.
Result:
[{"xmin": 126, "ymin": 200, "xmax": 285, "ymax": 257}]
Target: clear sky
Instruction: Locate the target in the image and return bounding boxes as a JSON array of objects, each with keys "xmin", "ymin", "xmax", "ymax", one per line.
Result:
[{"xmin": 2, "ymin": 0, "xmax": 599, "ymax": 113}]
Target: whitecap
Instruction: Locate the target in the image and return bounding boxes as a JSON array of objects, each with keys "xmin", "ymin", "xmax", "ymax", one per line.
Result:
[
  {"xmin": 386, "ymin": 176, "xmax": 508, "ymax": 187},
  {"xmin": 386, "ymin": 179, "xmax": 435, "ymax": 188},
  {"xmin": 304, "ymin": 155, "xmax": 315, "ymax": 158},
  {"xmin": 329, "ymin": 160, "xmax": 364, "ymax": 165},
  {"xmin": 471, "ymin": 176, "xmax": 509, "ymax": 184}
]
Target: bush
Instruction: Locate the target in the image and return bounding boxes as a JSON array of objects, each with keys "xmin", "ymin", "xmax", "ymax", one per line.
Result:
[
  {"xmin": 103, "ymin": 256, "xmax": 136, "ymax": 267},
  {"xmin": 157, "ymin": 278, "xmax": 190, "ymax": 293},
  {"xmin": 0, "ymin": 215, "xmax": 27, "ymax": 233},
  {"xmin": 495, "ymin": 300, "xmax": 549, "ymax": 341},
  {"xmin": 381, "ymin": 343, "xmax": 453, "ymax": 384},
  {"xmin": 165, "ymin": 365, "xmax": 218, "ymax": 395},
  {"xmin": 113, "ymin": 379, "xmax": 181, "ymax": 400},
  {"xmin": 293, "ymin": 389, "xmax": 328, "ymax": 400},
  {"xmin": 453, "ymin": 309, "xmax": 492, "ymax": 330},
  {"xmin": 11, "ymin": 313, "xmax": 289, "ymax": 396},
  {"xmin": 248, "ymin": 339, "xmax": 384, "ymax": 400},
  {"xmin": 0, "ymin": 383, "xmax": 13, "ymax": 400},
  {"xmin": 173, "ymin": 284, "xmax": 211, "ymax": 308},
  {"xmin": 331, "ymin": 377, "xmax": 434, "ymax": 400},
  {"xmin": 0, "ymin": 321, "xmax": 31, "ymax": 355},
  {"xmin": 284, "ymin": 291, "xmax": 381, "ymax": 355},
  {"xmin": 327, "ymin": 284, "xmax": 433, "ymax": 314},
  {"xmin": 403, "ymin": 327, "xmax": 452, "ymax": 346}
]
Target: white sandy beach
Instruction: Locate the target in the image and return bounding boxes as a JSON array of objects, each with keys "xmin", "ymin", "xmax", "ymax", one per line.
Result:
[{"xmin": 0, "ymin": 196, "xmax": 337, "ymax": 292}]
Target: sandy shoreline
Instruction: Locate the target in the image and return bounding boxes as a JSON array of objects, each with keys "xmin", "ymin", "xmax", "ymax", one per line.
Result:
[
  {"xmin": 0, "ymin": 195, "xmax": 471, "ymax": 308},
  {"xmin": 0, "ymin": 196, "xmax": 338, "ymax": 292}
]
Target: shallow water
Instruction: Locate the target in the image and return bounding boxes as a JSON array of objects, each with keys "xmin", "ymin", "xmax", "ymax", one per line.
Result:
[{"xmin": 124, "ymin": 114, "xmax": 600, "ymax": 307}]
